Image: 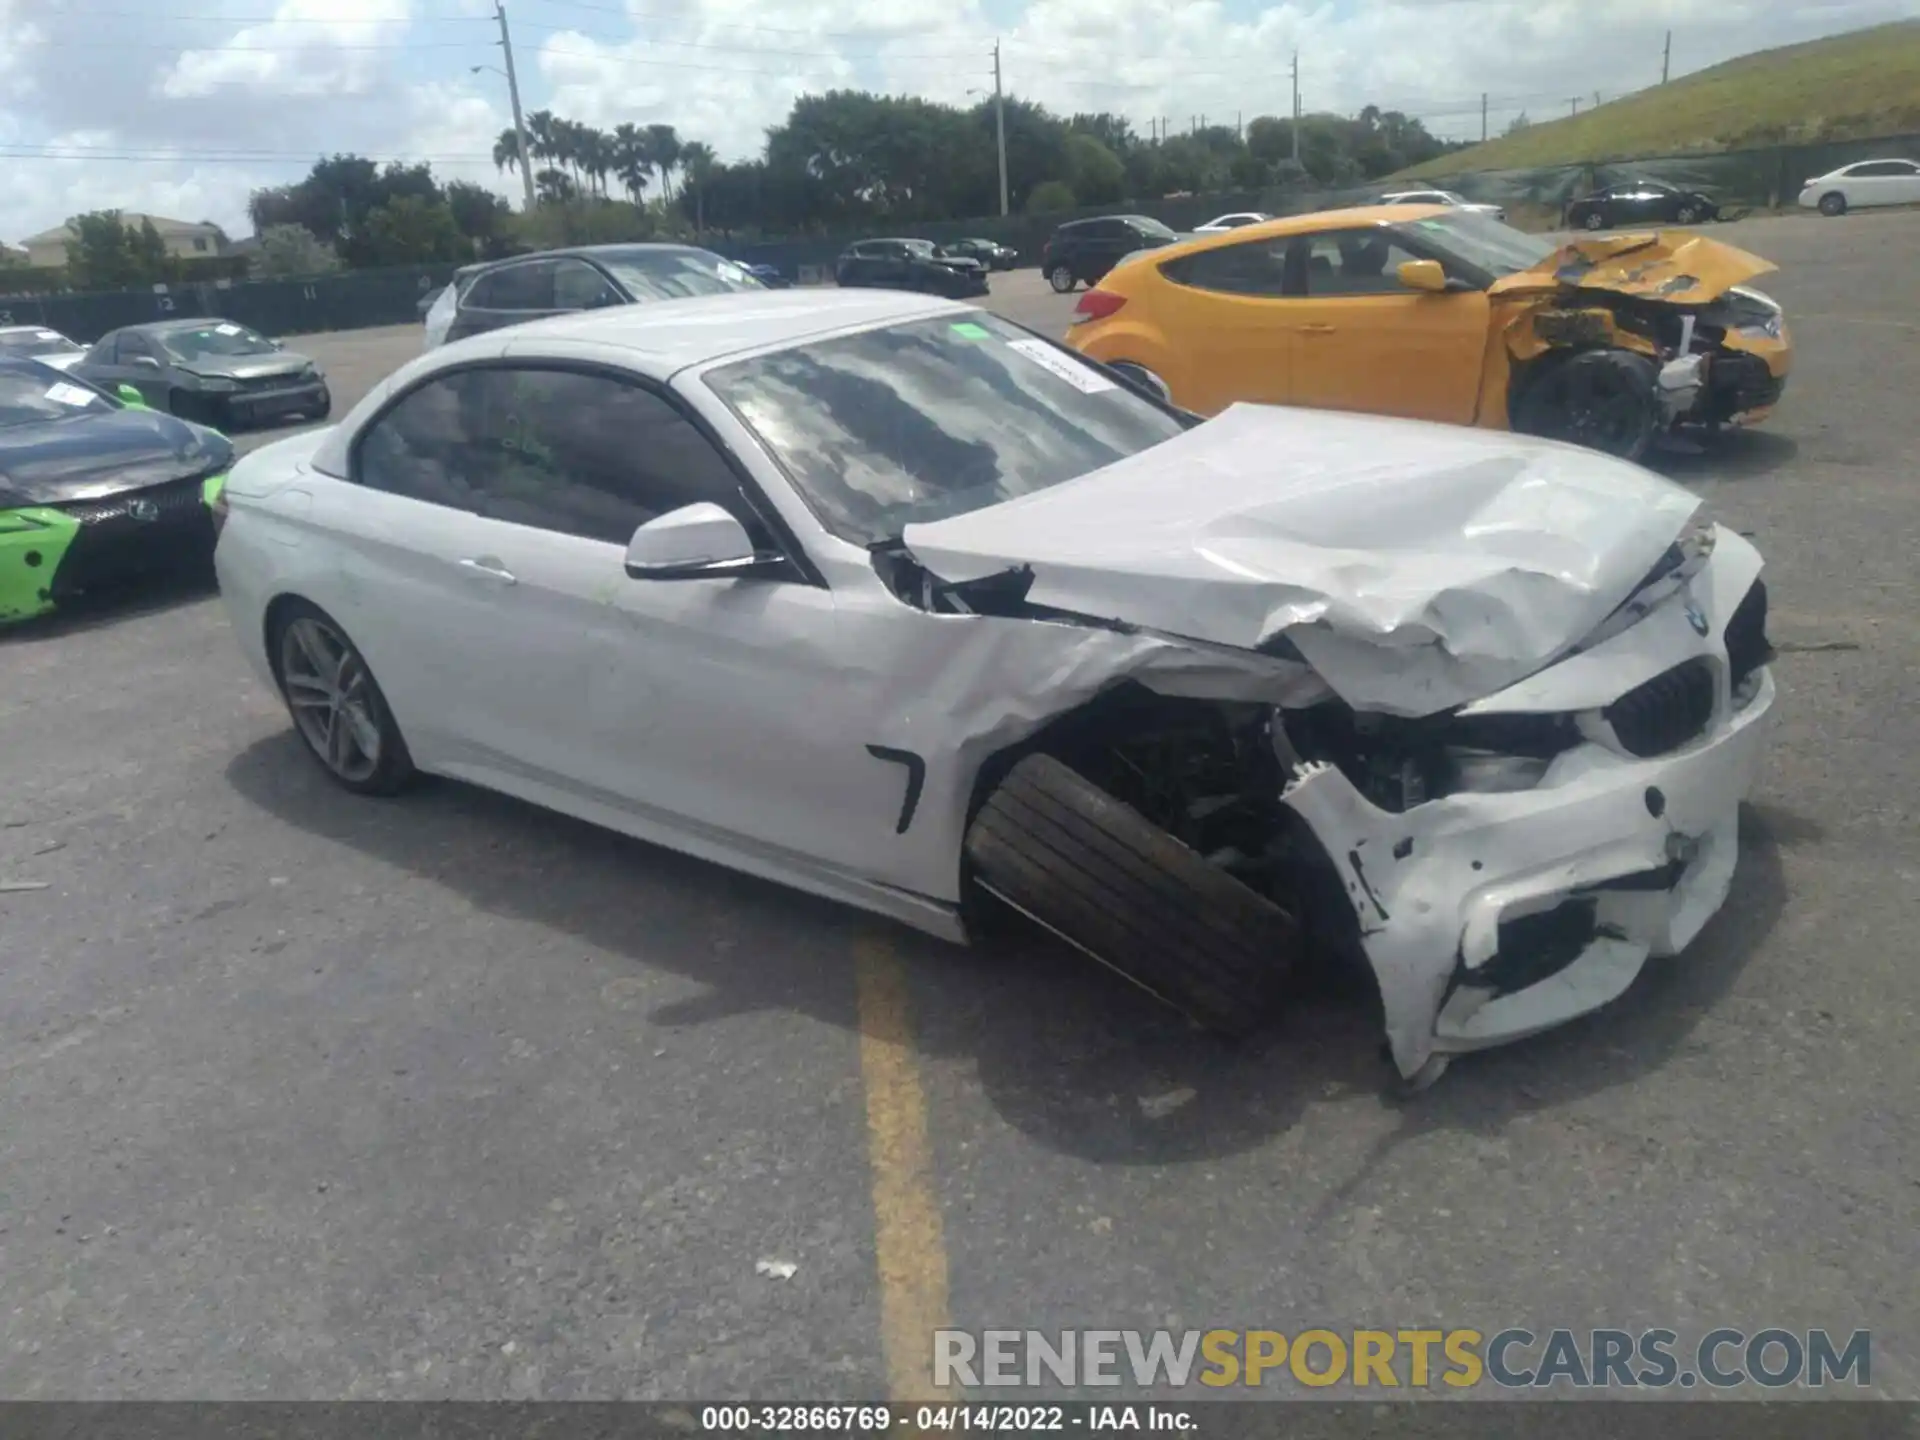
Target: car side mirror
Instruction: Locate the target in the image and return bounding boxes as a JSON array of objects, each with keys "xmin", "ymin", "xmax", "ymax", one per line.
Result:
[
  {"xmin": 131, "ymin": 355, "xmax": 163, "ymax": 369},
  {"xmin": 624, "ymin": 502, "xmax": 781, "ymax": 581},
  {"xmin": 1397, "ymin": 259, "xmax": 1451, "ymax": 293}
]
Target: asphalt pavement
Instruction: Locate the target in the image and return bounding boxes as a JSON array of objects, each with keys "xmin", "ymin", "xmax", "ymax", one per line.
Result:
[{"xmin": 2, "ymin": 210, "xmax": 1917, "ymax": 1401}]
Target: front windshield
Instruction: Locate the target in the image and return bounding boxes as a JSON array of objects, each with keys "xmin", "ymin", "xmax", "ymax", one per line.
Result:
[
  {"xmin": 160, "ymin": 323, "xmax": 279, "ymax": 361},
  {"xmin": 0, "ymin": 365, "xmax": 113, "ymax": 427},
  {"xmin": 704, "ymin": 313, "xmax": 1187, "ymax": 546},
  {"xmin": 598, "ymin": 247, "xmax": 765, "ymax": 300},
  {"xmin": 1402, "ymin": 209, "xmax": 1555, "ymax": 276},
  {"xmin": 1131, "ymin": 216, "xmax": 1178, "ymax": 239},
  {"xmin": 903, "ymin": 240, "xmax": 937, "ymax": 255},
  {"xmin": 0, "ymin": 330, "xmax": 81, "ymax": 357}
]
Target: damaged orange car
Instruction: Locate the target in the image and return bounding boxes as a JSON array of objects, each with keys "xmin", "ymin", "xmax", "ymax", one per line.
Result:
[{"xmin": 1063, "ymin": 205, "xmax": 1791, "ymax": 460}]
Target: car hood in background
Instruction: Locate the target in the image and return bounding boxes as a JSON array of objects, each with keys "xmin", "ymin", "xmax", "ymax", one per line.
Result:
[
  {"xmin": 179, "ymin": 350, "xmax": 318, "ymax": 381},
  {"xmin": 901, "ymin": 404, "xmax": 1702, "ymax": 717},
  {"xmin": 1492, "ymin": 230, "xmax": 1775, "ymax": 303},
  {"xmin": 0, "ymin": 407, "xmax": 233, "ymax": 504}
]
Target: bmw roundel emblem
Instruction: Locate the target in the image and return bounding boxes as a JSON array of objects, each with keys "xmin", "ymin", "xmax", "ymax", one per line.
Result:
[
  {"xmin": 1684, "ymin": 597, "xmax": 1710, "ymax": 637},
  {"xmin": 127, "ymin": 498, "xmax": 160, "ymax": 523}
]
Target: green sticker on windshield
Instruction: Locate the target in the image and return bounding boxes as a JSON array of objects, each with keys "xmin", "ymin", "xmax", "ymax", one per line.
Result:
[{"xmin": 950, "ymin": 322, "xmax": 991, "ymax": 340}]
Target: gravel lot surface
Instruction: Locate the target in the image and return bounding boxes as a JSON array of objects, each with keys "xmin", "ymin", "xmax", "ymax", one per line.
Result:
[{"xmin": 2, "ymin": 210, "xmax": 1916, "ymax": 1401}]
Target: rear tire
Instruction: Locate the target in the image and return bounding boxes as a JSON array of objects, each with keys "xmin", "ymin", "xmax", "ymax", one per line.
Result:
[
  {"xmin": 1048, "ymin": 265, "xmax": 1077, "ymax": 293},
  {"xmin": 268, "ymin": 600, "xmax": 416, "ymax": 797},
  {"xmin": 1676, "ymin": 204, "xmax": 1700, "ymax": 224},
  {"xmin": 1582, "ymin": 209, "xmax": 1607, "ymax": 231},
  {"xmin": 1818, "ymin": 191, "xmax": 1847, "ymax": 217},
  {"xmin": 1511, "ymin": 348, "xmax": 1661, "ymax": 462},
  {"xmin": 965, "ymin": 753, "xmax": 1299, "ymax": 1037}
]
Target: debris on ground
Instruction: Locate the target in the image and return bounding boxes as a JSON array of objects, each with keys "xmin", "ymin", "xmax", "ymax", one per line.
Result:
[
  {"xmin": 755, "ymin": 1258, "xmax": 799, "ymax": 1280},
  {"xmin": 0, "ymin": 880, "xmax": 51, "ymax": 893}
]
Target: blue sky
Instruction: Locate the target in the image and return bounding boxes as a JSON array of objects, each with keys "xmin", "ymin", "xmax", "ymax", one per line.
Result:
[{"xmin": 0, "ymin": 0, "xmax": 1909, "ymax": 244}]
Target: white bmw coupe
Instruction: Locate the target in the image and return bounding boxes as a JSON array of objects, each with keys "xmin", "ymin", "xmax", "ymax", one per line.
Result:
[{"xmin": 215, "ymin": 289, "xmax": 1777, "ymax": 1084}]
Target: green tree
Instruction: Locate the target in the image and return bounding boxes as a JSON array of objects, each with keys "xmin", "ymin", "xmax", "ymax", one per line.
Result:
[
  {"xmin": 445, "ymin": 180, "xmax": 512, "ymax": 255},
  {"xmin": 63, "ymin": 211, "xmax": 172, "ymax": 290},
  {"xmin": 678, "ymin": 140, "xmax": 717, "ymax": 234},
  {"xmin": 1065, "ymin": 133, "xmax": 1125, "ymax": 203},
  {"xmin": 359, "ymin": 196, "xmax": 467, "ymax": 266},
  {"xmin": 1026, "ymin": 179, "xmax": 1077, "ymax": 213},
  {"xmin": 254, "ymin": 223, "xmax": 340, "ymax": 278}
]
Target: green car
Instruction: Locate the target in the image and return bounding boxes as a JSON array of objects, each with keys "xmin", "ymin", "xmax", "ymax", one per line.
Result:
[{"xmin": 0, "ymin": 359, "xmax": 232, "ymax": 625}]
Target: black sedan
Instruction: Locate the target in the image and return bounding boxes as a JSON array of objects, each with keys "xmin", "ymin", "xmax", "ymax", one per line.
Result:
[
  {"xmin": 834, "ymin": 239, "xmax": 989, "ymax": 298},
  {"xmin": 0, "ymin": 358, "xmax": 233, "ymax": 624},
  {"xmin": 70, "ymin": 319, "xmax": 330, "ymax": 430},
  {"xmin": 942, "ymin": 237, "xmax": 1019, "ymax": 271},
  {"xmin": 1564, "ymin": 180, "xmax": 1720, "ymax": 231}
]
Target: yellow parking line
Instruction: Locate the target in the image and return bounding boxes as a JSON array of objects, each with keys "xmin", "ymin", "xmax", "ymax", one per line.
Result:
[{"xmin": 855, "ymin": 932, "xmax": 954, "ymax": 1403}]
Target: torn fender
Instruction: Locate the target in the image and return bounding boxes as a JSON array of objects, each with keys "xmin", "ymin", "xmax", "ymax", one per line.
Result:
[
  {"xmin": 902, "ymin": 403, "xmax": 1701, "ymax": 718},
  {"xmin": 1490, "ymin": 230, "xmax": 1778, "ymax": 305}
]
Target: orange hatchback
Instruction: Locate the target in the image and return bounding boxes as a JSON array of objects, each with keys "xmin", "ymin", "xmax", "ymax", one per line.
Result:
[{"xmin": 1063, "ymin": 205, "xmax": 1792, "ymax": 460}]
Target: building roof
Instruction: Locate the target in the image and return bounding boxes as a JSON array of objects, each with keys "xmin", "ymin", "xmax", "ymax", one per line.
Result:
[{"xmin": 19, "ymin": 213, "xmax": 226, "ymax": 245}]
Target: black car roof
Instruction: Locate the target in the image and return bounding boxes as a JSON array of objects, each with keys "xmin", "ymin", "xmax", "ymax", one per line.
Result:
[{"xmin": 466, "ymin": 241, "xmax": 713, "ymax": 274}]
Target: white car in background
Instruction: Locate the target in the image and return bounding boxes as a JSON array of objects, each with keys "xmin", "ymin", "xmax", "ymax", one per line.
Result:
[
  {"xmin": 213, "ymin": 289, "xmax": 1776, "ymax": 1086},
  {"xmin": 1798, "ymin": 158, "xmax": 1920, "ymax": 216},
  {"xmin": 0, "ymin": 325, "xmax": 87, "ymax": 371},
  {"xmin": 1193, "ymin": 211, "xmax": 1271, "ymax": 233},
  {"xmin": 1378, "ymin": 188, "xmax": 1507, "ymax": 221}
]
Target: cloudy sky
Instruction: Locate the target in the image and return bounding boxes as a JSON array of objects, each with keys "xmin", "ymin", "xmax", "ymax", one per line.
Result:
[{"xmin": 0, "ymin": 0, "xmax": 1906, "ymax": 244}]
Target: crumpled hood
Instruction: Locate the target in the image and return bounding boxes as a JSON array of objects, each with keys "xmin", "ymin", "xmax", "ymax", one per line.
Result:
[
  {"xmin": 182, "ymin": 350, "xmax": 316, "ymax": 381},
  {"xmin": 1492, "ymin": 229, "xmax": 1776, "ymax": 303},
  {"xmin": 901, "ymin": 404, "xmax": 1703, "ymax": 716},
  {"xmin": 0, "ymin": 408, "xmax": 232, "ymax": 505}
]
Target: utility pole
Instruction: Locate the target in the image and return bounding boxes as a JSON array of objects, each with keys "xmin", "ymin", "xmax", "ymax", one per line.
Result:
[
  {"xmin": 494, "ymin": 0, "xmax": 535, "ymax": 212},
  {"xmin": 992, "ymin": 40, "xmax": 1008, "ymax": 217},
  {"xmin": 1237, "ymin": 109, "xmax": 1243, "ymax": 140},
  {"xmin": 1290, "ymin": 50, "xmax": 1301, "ymax": 163},
  {"xmin": 1662, "ymin": 29, "xmax": 1672, "ymax": 83},
  {"xmin": 1480, "ymin": 92, "xmax": 1487, "ymax": 143}
]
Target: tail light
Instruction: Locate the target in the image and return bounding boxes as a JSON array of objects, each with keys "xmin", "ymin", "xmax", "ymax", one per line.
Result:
[{"xmin": 1071, "ymin": 289, "xmax": 1127, "ymax": 324}]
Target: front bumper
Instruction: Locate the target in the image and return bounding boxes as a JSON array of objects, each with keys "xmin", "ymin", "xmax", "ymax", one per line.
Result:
[
  {"xmin": 1280, "ymin": 542, "xmax": 1777, "ymax": 1078},
  {"xmin": 214, "ymin": 379, "xmax": 329, "ymax": 424},
  {"xmin": 0, "ymin": 470, "xmax": 225, "ymax": 623}
]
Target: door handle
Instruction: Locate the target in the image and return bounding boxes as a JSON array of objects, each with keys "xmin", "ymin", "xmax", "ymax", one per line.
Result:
[
  {"xmin": 1300, "ymin": 323, "xmax": 1337, "ymax": 335},
  {"xmin": 459, "ymin": 556, "xmax": 517, "ymax": 585}
]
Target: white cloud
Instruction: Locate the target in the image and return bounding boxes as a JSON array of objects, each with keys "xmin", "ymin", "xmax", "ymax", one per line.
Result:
[
  {"xmin": 160, "ymin": 0, "xmax": 417, "ymax": 99},
  {"xmin": 0, "ymin": 0, "xmax": 1911, "ymax": 244}
]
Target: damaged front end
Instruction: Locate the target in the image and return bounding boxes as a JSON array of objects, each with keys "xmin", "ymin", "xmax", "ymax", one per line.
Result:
[
  {"xmin": 1497, "ymin": 231, "xmax": 1792, "ymax": 438},
  {"xmin": 897, "ymin": 406, "xmax": 1779, "ymax": 1081}
]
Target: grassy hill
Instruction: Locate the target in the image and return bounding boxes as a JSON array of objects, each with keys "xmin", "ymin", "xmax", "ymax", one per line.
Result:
[{"xmin": 1394, "ymin": 20, "xmax": 1920, "ymax": 177}]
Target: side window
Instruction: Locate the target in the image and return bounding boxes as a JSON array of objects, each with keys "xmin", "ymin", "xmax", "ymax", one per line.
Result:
[
  {"xmin": 553, "ymin": 259, "xmax": 621, "ymax": 310},
  {"xmin": 1297, "ymin": 229, "xmax": 1427, "ymax": 297},
  {"xmin": 360, "ymin": 367, "xmax": 749, "ymax": 545},
  {"xmin": 468, "ymin": 262, "xmax": 554, "ymax": 311},
  {"xmin": 1161, "ymin": 237, "xmax": 1289, "ymax": 298},
  {"xmin": 116, "ymin": 333, "xmax": 155, "ymax": 362}
]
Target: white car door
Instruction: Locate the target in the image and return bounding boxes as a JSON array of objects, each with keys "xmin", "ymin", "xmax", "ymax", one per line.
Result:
[
  {"xmin": 1878, "ymin": 159, "xmax": 1920, "ymax": 205},
  {"xmin": 327, "ymin": 365, "xmax": 550, "ymax": 767},
  {"xmin": 407, "ymin": 363, "xmax": 904, "ymax": 875}
]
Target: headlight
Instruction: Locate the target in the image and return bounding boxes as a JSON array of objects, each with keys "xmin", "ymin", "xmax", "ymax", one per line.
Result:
[
  {"xmin": 196, "ymin": 376, "xmax": 239, "ymax": 393},
  {"xmin": 1444, "ymin": 749, "xmax": 1552, "ymax": 794}
]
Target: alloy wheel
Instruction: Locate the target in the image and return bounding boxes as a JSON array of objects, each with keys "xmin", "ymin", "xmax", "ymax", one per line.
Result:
[{"xmin": 279, "ymin": 616, "xmax": 383, "ymax": 783}]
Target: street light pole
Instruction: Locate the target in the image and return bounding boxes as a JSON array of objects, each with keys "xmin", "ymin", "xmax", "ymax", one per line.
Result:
[
  {"xmin": 494, "ymin": 0, "xmax": 536, "ymax": 211},
  {"xmin": 1290, "ymin": 50, "xmax": 1301, "ymax": 164},
  {"xmin": 993, "ymin": 40, "xmax": 1009, "ymax": 216}
]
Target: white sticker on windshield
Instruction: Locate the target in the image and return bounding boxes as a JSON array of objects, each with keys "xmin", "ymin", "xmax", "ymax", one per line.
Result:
[
  {"xmin": 1004, "ymin": 338, "xmax": 1116, "ymax": 393},
  {"xmin": 45, "ymin": 382, "xmax": 96, "ymax": 407},
  {"xmin": 717, "ymin": 261, "xmax": 747, "ymax": 282},
  {"xmin": 35, "ymin": 330, "xmax": 61, "ymax": 341},
  {"xmin": 215, "ymin": 323, "xmax": 242, "ymax": 335}
]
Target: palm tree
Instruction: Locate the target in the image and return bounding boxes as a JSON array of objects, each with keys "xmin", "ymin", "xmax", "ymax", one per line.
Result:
[
  {"xmin": 535, "ymin": 168, "xmax": 577, "ymax": 205},
  {"xmin": 580, "ymin": 127, "xmax": 614, "ymax": 197},
  {"xmin": 610, "ymin": 123, "xmax": 651, "ymax": 206},
  {"xmin": 645, "ymin": 123, "xmax": 681, "ymax": 202},
  {"xmin": 679, "ymin": 140, "xmax": 716, "ymax": 235},
  {"xmin": 492, "ymin": 127, "xmax": 528, "ymax": 181},
  {"xmin": 525, "ymin": 110, "xmax": 560, "ymax": 178}
]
